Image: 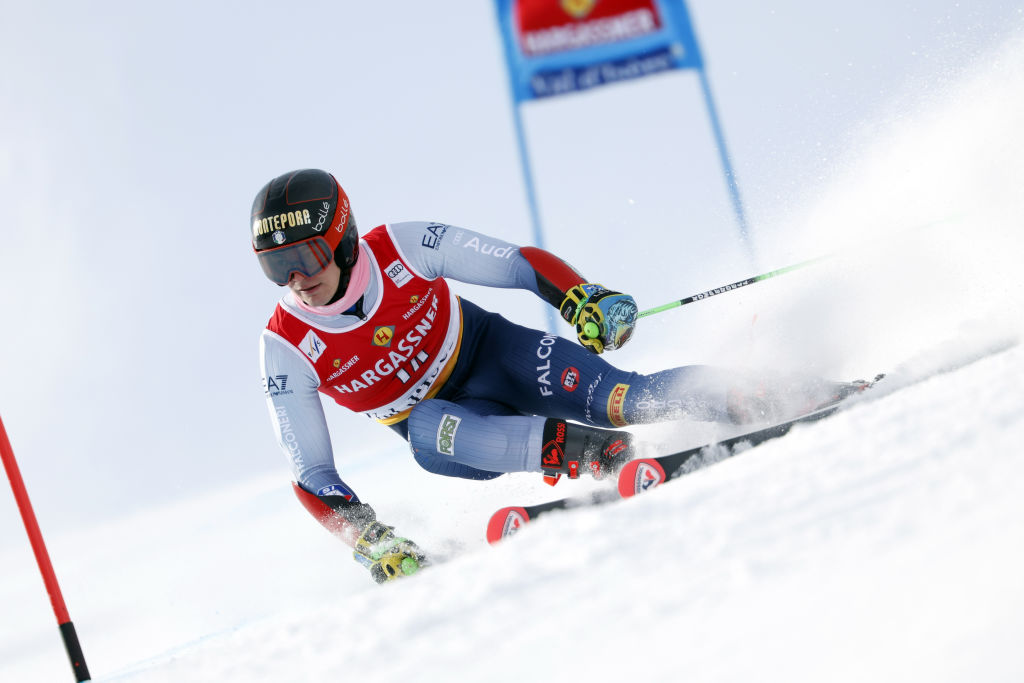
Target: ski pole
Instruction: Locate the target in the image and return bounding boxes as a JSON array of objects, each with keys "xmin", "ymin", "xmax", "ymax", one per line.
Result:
[
  {"xmin": 0, "ymin": 414, "xmax": 91, "ymax": 682},
  {"xmin": 636, "ymin": 215, "xmax": 959, "ymax": 319},
  {"xmin": 637, "ymin": 254, "xmax": 830, "ymax": 319}
]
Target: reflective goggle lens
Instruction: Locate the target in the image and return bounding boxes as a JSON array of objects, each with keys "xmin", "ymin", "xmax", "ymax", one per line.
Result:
[{"xmin": 256, "ymin": 237, "xmax": 333, "ymax": 285}]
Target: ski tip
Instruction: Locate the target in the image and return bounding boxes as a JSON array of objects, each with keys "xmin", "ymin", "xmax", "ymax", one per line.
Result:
[
  {"xmin": 617, "ymin": 459, "xmax": 667, "ymax": 498},
  {"xmin": 486, "ymin": 506, "xmax": 531, "ymax": 544}
]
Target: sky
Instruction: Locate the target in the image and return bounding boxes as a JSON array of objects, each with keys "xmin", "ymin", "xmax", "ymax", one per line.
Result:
[{"xmin": 1, "ymin": 0, "xmax": 1023, "ymax": 643}]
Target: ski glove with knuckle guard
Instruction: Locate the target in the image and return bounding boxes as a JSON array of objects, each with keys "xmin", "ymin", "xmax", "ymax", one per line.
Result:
[
  {"xmin": 353, "ymin": 520, "xmax": 428, "ymax": 584},
  {"xmin": 560, "ymin": 283, "xmax": 638, "ymax": 354}
]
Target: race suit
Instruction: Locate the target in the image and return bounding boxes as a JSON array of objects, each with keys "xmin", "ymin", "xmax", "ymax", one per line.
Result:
[{"xmin": 259, "ymin": 222, "xmax": 823, "ymax": 539}]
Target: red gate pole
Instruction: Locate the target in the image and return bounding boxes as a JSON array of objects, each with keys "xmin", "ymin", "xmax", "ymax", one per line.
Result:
[{"xmin": 0, "ymin": 414, "xmax": 91, "ymax": 682}]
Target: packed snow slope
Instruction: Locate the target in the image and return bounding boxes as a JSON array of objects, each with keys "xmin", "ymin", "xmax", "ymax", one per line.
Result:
[
  {"xmin": 7, "ymin": 335, "xmax": 1023, "ymax": 683},
  {"xmin": 105, "ymin": 339, "xmax": 1023, "ymax": 683},
  {"xmin": 5, "ymin": 25, "xmax": 1024, "ymax": 683}
]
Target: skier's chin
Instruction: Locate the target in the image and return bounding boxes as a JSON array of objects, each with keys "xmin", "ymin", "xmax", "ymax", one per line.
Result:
[{"xmin": 298, "ymin": 284, "xmax": 324, "ymax": 304}]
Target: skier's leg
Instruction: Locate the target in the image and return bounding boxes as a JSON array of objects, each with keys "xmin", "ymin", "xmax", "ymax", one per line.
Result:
[
  {"xmin": 458, "ymin": 300, "xmax": 854, "ymax": 428},
  {"xmin": 405, "ymin": 397, "xmax": 633, "ymax": 481},
  {"xmin": 405, "ymin": 398, "xmax": 537, "ymax": 478},
  {"xmin": 453, "ymin": 303, "xmax": 729, "ymax": 427},
  {"xmin": 408, "ymin": 300, "xmax": 854, "ymax": 481},
  {"xmin": 399, "ymin": 302, "xmax": 643, "ymax": 479}
]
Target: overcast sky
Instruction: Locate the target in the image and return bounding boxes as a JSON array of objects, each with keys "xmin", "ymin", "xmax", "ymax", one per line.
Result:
[{"xmin": 1, "ymin": 1, "xmax": 1021, "ymax": 547}]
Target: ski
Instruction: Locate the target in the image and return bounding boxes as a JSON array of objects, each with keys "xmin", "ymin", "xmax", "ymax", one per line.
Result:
[
  {"xmin": 616, "ymin": 402, "xmax": 840, "ymax": 497},
  {"xmin": 484, "ymin": 403, "xmax": 841, "ymax": 544},
  {"xmin": 486, "ymin": 489, "xmax": 620, "ymax": 544},
  {"xmin": 485, "ymin": 371, "xmax": 893, "ymax": 544},
  {"xmin": 485, "ymin": 337, "xmax": 1019, "ymax": 544}
]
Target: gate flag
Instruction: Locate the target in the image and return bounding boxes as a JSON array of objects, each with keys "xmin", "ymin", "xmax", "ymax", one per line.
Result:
[
  {"xmin": 497, "ymin": 0, "xmax": 703, "ymax": 102},
  {"xmin": 494, "ymin": 0, "xmax": 752, "ymax": 316}
]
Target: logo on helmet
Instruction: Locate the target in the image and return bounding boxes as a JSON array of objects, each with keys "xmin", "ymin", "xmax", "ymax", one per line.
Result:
[
  {"xmin": 312, "ymin": 201, "xmax": 331, "ymax": 233},
  {"xmin": 335, "ymin": 197, "xmax": 351, "ymax": 233},
  {"xmin": 252, "ymin": 209, "xmax": 313, "ymax": 238}
]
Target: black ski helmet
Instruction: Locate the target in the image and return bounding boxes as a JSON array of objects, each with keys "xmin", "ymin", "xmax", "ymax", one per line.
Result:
[{"xmin": 251, "ymin": 169, "xmax": 358, "ymax": 286}]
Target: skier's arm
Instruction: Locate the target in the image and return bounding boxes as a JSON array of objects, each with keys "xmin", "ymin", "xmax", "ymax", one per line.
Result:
[
  {"xmin": 390, "ymin": 222, "xmax": 637, "ymax": 353},
  {"xmin": 292, "ymin": 477, "xmax": 425, "ymax": 582},
  {"xmin": 388, "ymin": 221, "xmax": 584, "ymax": 300},
  {"xmin": 260, "ymin": 332, "xmax": 375, "ymax": 544},
  {"xmin": 261, "ymin": 332, "xmax": 425, "ymax": 582}
]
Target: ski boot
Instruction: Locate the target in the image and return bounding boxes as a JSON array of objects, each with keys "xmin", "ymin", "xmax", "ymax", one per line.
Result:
[{"xmin": 539, "ymin": 418, "xmax": 634, "ymax": 485}]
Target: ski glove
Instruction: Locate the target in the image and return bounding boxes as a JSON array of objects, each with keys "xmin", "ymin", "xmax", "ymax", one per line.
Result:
[
  {"xmin": 353, "ymin": 520, "xmax": 428, "ymax": 584},
  {"xmin": 560, "ymin": 283, "xmax": 638, "ymax": 354}
]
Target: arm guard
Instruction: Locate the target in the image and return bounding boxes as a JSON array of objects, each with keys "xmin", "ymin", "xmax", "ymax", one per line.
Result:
[
  {"xmin": 518, "ymin": 246, "xmax": 587, "ymax": 310},
  {"xmin": 292, "ymin": 482, "xmax": 376, "ymax": 547}
]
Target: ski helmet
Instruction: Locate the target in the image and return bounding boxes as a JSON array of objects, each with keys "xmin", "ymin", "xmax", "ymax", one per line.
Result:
[{"xmin": 251, "ymin": 169, "xmax": 358, "ymax": 286}]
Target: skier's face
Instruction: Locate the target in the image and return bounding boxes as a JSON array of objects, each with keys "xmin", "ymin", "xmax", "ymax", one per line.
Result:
[{"xmin": 288, "ymin": 259, "xmax": 341, "ymax": 307}]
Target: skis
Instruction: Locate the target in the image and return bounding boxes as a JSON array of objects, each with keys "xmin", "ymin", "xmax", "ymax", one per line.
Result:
[
  {"xmin": 485, "ymin": 336, "xmax": 1020, "ymax": 544},
  {"xmin": 616, "ymin": 402, "xmax": 840, "ymax": 497},
  {"xmin": 486, "ymin": 402, "xmax": 844, "ymax": 543},
  {"xmin": 486, "ymin": 489, "xmax": 621, "ymax": 544}
]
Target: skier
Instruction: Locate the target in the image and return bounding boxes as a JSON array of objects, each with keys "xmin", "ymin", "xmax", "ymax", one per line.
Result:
[{"xmin": 255, "ymin": 169, "xmax": 854, "ymax": 583}]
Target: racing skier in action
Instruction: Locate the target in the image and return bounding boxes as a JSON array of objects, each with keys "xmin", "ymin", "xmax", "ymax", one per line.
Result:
[{"xmin": 254, "ymin": 169, "xmax": 857, "ymax": 584}]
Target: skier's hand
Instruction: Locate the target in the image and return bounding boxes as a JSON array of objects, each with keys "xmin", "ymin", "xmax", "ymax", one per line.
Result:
[
  {"xmin": 353, "ymin": 521, "xmax": 428, "ymax": 584},
  {"xmin": 560, "ymin": 284, "xmax": 638, "ymax": 354}
]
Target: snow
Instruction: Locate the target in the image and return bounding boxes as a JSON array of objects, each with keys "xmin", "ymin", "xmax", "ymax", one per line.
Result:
[
  {"xmin": 4, "ymin": 7, "xmax": 1024, "ymax": 683},
  {"xmin": 7, "ymin": 337, "xmax": 1023, "ymax": 683}
]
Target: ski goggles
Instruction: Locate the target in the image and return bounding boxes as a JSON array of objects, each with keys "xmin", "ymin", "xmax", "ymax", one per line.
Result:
[{"xmin": 256, "ymin": 236, "xmax": 334, "ymax": 285}]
